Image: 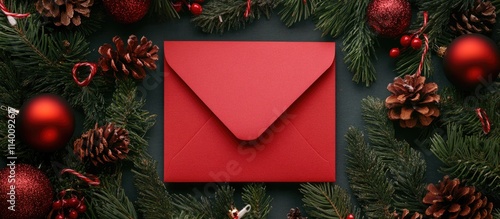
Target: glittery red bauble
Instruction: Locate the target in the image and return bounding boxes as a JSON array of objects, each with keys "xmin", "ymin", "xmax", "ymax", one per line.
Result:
[
  {"xmin": 366, "ymin": 0, "xmax": 412, "ymax": 38},
  {"xmin": 443, "ymin": 34, "xmax": 500, "ymax": 90},
  {"xmin": 102, "ymin": 0, "xmax": 151, "ymax": 24},
  {"xmin": 0, "ymin": 164, "xmax": 54, "ymax": 219},
  {"xmin": 18, "ymin": 94, "xmax": 75, "ymax": 152}
]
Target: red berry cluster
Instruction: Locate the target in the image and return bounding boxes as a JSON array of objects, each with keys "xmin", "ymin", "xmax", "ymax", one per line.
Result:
[
  {"xmin": 173, "ymin": 0, "xmax": 205, "ymax": 16},
  {"xmin": 51, "ymin": 190, "xmax": 87, "ymax": 219},
  {"xmin": 389, "ymin": 34, "xmax": 423, "ymax": 58}
]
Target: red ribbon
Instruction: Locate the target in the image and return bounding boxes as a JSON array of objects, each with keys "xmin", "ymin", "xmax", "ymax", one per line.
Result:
[
  {"xmin": 244, "ymin": 0, "xmax": 251, "ymax": 18},
  {"xmin": 72, "ymin": 62, "xmax": 98, "ymax": 87},
  {"xmin": 475, "ymin": 108, "xmax": 491, "ymax": 134},
  {"xmin": 415, "ymin": 12, "xmax": 429, "ymax": 77},
  {"xmin": 0, "ymin": 0, "xmax": 30, "ymax": 19},
  {"xmin": 61, "ymin": 168, "xmax": 100, "ymax": 186}
]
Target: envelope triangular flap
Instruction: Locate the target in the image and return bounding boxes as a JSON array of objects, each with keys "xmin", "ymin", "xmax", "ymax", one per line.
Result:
[{"xmin": 164, "ymin": 41, "xmax": 335, "ymax": 141}]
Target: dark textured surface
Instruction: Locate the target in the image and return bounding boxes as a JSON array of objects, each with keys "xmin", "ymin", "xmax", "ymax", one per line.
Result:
[
  {"xmin": 90, "ymin": 13, "xmax": 446, "ymax": 218},
  {"xmin": 0, "ymin": 2, "xmax": 468, "ymax": 218}
]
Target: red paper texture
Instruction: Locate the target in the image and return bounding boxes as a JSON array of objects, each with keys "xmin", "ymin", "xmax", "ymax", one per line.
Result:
[{"xmin": 164, "ymin": 41, "xmax": 336, "ymax": 182}]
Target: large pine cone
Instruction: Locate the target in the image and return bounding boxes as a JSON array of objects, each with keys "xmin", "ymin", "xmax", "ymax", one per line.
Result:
[
  {"xmin": 449, "ymin": 0, "xmax": 496, "ymax": 35},
  {"xmin": 98, "ymin": 35, "xmax": 159, "ymax": 80},
  {"xmin": 35, "ymin": 0, "xmax": 94, "ymax": 26},
  {"xmin": 423, "ymin": 176, "xmax": 494, "ymax": 219},
  {"xmin": 393, "ymin": 209, "xmax": 424, "ymax": 219},
  {"xmin": 74, "ymin": 123, "xmax": 130, "ymax": 166},
  {"xmin": 287, "ymin": 208, "xmax": 307, "ymax": 219},
  {"xmin": 385, "ymin": 74, "xmax": 440, "ymax": 128}
]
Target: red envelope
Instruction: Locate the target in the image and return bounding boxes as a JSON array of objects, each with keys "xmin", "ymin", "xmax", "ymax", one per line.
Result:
[{"xmin": 164, "ymin": 41, "xmax": 336, "ymax": 182}]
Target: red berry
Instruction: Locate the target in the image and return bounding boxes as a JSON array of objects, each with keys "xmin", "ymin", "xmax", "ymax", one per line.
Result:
[
  {"xmin": 346, "ymin": 214, "xmax": 355, "ymax": 219},
  {"xmin": 411, "ymin": 37, "xmax": 423, "ymax": 50},
  {"xmin": 52, "ymin": 200, "xmax": 63, "ymax": 210},
  {"xmin": 173, "ymin": 2, "xmax": 183, "ymax": 13},
  {"xmin": 76, "ymin": 203, "xmax": 87, "ymax": 213},
  {"xmin": 400, "ymin": 35, "xmax": 412, "ymax": 47},
  {"xmin": 68, "ymin": 209, "xmax": 79, "ymax": 219},
  {"xmin": 190, "ymin": 3, "xmax": 203, "ymax": 16},
  {"xmin": 67, "ymin": 197, "xmax": 80, "ymax": 208},
  {"xmin": 389, "ymin": 48, "xmax": 400, "ymax": 58},
  {"xmin": 55, "ymin": 214, "xmax": 65, "ymax": 219}
]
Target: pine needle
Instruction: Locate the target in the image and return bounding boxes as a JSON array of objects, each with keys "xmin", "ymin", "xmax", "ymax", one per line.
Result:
[
  {"xmin": 300, "ymin": 183, "xmax": 363, "ymax": 219},
  {"xmin": 241, "ymin": 184, "xmax": 272, "ymax": 219}
]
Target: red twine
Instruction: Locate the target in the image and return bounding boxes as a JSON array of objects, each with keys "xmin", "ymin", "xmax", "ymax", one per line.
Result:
[
  {"xmin": 0, "ymin": 0, "xmax": 29, "ymax": 25},
  {"xmin": 415, "ymin": 12, "xmax": 429, "ymax": 77},
  {"xmin": 72, "ymin": 62, "xmax": 98, "ymax": 87},
  {"xmin": 244, "ymin": 0, "xmax": 251, "ymax": 18},
  {"xmin": 475, "ymin": 108, "xmax": 491, "ymax": 134},
  {"xmin": 61, "ymin": 168, "xmax": 100, "ymax": 186}
]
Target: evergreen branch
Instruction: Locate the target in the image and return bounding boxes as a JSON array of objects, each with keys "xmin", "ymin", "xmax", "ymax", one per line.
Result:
[
  {"xmin": 148, "ymin": 0, "xmax": 180, "ymax": 21},
  {"xmin": 213, "ymin": 185, "xmax": 236, "ymax": 218},
  {"xmin": 395, "ymin": 43, "xmax": 432, "ymax": 77},
  {"xmin": 172, "ymin": 193, "xmax": 211, "ymax": 218},
  {"xmin": 314, "ymin": 0, "xmax": 351, "ymax": 38},
  {"xmin": 241, "ymin": 184, "xmax": 272, "ymax": 219},
  {"xmin": 192, "ymin": 0, "xmax": 277, "ymax": 34},
  {"xmin": 493, "ymin": 0, "xmax": 500, "ymax": 13},
  {"xmin": 278, "ymin": 0, "xmax": 318, "ymax": 27},
  {"xmin": 91, "ymin": 172, "xmax": 138, "ymax": 219},
  {"xmin": 345, "ymin": 127, "xmax": 394, "ymax": 218},
  {"xmin": 172, "ymin": 185, "xmax": 235, "ymax": 219},
  {"xmin": 430, "ymin": 124, "xmax": 500, "ymax": 200},
  {"xmin": 360, "ymin": 97, "xmax": 427, "ymax": 213},
  {"xmin": 72, "ymin": 6, "xmax": 105, "ymax": 36},
  {"xmin": 341, "ymin": 0, "xmax": 377, "ymax": 86},
  {"xmin": 494, "ymin": 209, "xmax": 500, "ymax": 218},
  {"xmin": 300, "ymin": 183, "xmax": 363, "ymax": 219}
]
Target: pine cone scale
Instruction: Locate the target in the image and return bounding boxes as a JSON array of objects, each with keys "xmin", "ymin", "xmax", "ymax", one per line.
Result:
[
  {"xmin": 36, "ymin": 0, "xmax": 94, "ymax": 26},
  {"xmin": 449, "ymin": 0, "xmax": 496, "ymax": 35}
]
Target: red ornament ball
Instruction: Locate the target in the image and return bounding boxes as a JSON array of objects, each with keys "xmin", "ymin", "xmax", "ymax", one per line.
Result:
[
  {"xmin": 346, "ymin": 214, "xmax": 355, "ymax": 219},
  {"xmin": 443, "ymin": 34, "xmax": 500, "ymax": 90},
  {"xmin": 190, "ymin": 3, "xmax": 203, "ymax": 16},
  {"xmin": 18, "ymin": 94, "xmax": 75, "ymax": 152},
  {"xmin": 0, "ymin": 164, "xmax": 54, "ymax": 219},
  {"xmin": 102, "ymin": 0, "xmax": 151, "ymax": 24},
  {"xmin": 366, "ymin": 0, "xmax": 412, "ymax": 38}
]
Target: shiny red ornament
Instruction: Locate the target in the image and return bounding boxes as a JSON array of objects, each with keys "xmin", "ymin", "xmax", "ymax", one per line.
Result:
[
  {"xmin": 346, "ymin": 214, "xmax": 355, "ymax": 219},
  {"xmin": 443, "ymin": 34, "xmax": 500, "ymax": 90},
  {"xmin": 366, "ymin": 0, "xmax": 412, "ymax": 38},
  {"xmin": 18, "ymin": 94, "xmax": 75, "ymax": 152},
  {"xmin": 0, "ymin": 164, "xmax": 54, "ymax": 219},
  {"xmin": 389, "ymin": 48, "xmax": 400, "ymax": 58},
  {"xmin": 102, "ymin": 0, "xmax": 151, "ymax": 24},
  {"xmin": 190, "ymin": 3, "xmax": 203, "ymax": 16}
]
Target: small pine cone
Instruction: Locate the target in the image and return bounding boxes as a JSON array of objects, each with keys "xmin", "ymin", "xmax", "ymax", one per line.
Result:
[
  {"xmin": 423, "ymin": 176, "xmax": 494, "ymax": 219},
  {"xmin": 74, "ymin": 123, "xmax": 130, "ymax": 166},
  {"xmin": 392, "ymin": 209, "xmax": 424, "ymax": 219},
  {"xmin": 449, "ymin": 0, "xmax": 496, "ymax": 35},
  {"xmin": 287, "ymin": 207, "xmax": 307, "ymax": 219},
  {"xmin": 35, "ymin": 0, "xmax": 94, "ymax": 26},
  {"xmin": 385, "ymin": 74, "xmax": 440, "ymax": 128},
  {"xmin": 98, "ymin": 35, "xmax": 159, "ymax": 80}
]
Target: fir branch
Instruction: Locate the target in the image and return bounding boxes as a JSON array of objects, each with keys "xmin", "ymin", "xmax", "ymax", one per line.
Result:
[
  {"xmin": 192, "ymin": 0, "xmax": 277, "ymax": 34},
  {"xmin": 91, "ymin": 172, "xmax": 138, "ymax": 219},
  {"xmin": 148, "ymin": 0, "xmax": 180, "ymax": 21},
  {"xmin": 314, "ymin": 0, "xmax": 350, "ymax": 38},
  {"xmin": 430, "ymin": 124, "xmax": 500, "ymax": 200},
  {"xmin": 172, "ymin": 185, "xmax": 235, "ymax": 219},
  {"xmin": 395, "ymin": 42, "xmax": 432, "ymax": 77},
  {"xmin": 493, "ymin": 0, "xmax": 500, "ymax": 13},
  {"xmin": 300, "ymin": 183, "xmax": 363, "ymax": 219},
  {"xmin": 172, "ymin": 193, "xmax": 212, "ymax": 218},
  {"xmin": 104, "ymin": 79, "xmax": 173, "ymax": 219},
  {"xmin": 241, "ymin": 184, "xmax": 272, "ymax": 219},
  {"xmin": 360, "ymin": 97, "xmax": 427, "ymax": 213},
  {"xmin": 342, "ymin": 0, "xmax": 377, "ymax": 86},
  {"xmin": 278, "ymin": 0, "xmax": 318, "ymax": 27},
  {"xmin": 345, "ymin": 127, "xmax": 393, "ymax": 218},
  {"xmin": 213, "ymin": 185, "xmax": 236, "ymax": 218}
]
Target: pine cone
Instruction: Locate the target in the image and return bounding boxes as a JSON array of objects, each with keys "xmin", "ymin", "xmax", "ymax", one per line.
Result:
[
  {"xmin": 385, "ymin": 74, "xmax": 440, "ymax": 128},
  {"xmin": 74, "ymin": 123, "xmax": 130, "ymax": 166},
  {"xmin": 449, "ymin": 0, "xmax": 496, "ymax": 35},
  {"xmin": 98, "ymin": 35, "xmax": 159, "ymax": 80},
  {"xmin": 392, "ymin": 209, "xmax": 424, "ymax": 219},
  {"xmin": 287, "ymin": 207, "xmax": 307, "ymax": 219},
  {"xmin": 423, "ymin": 176, "xmax": 494, "ymax": 219},
  {"xmin": 35, "ymin": 0, "xmax": 94, "ymax": 26}
]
